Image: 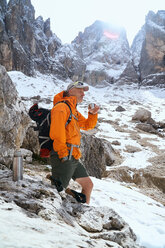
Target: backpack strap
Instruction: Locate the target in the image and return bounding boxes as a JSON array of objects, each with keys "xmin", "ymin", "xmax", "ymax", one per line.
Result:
[
  {"xmin": 40, "ymin": 112, "xmax": 50, "ymax": 127},
  {"xmin": 55, "ymin": 100, "xmax": 72, "ymax": 127}
]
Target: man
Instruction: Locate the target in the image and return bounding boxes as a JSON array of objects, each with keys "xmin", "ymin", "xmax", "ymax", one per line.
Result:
[{"xmin": 49, "ymin": 81, "xmax": 99, "ymax": 204}]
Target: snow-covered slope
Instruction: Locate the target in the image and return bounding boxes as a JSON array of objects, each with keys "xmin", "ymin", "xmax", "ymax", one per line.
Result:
[
  {"xmin": 9, "ymin": 70, "xmax": 165, "ymax": 170},
  {"xmin": 4, "ymin": 71, "xmax": 165, "ymax": 248}
]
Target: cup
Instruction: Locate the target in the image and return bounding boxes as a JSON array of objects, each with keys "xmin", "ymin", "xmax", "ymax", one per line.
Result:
[
  {"xmin": 13, "ymin": 150, "xmax": 23, "ymax": 181},
  {"xmin": 89, "ymin": 103, "xmax": 95, "ymax": 109}
]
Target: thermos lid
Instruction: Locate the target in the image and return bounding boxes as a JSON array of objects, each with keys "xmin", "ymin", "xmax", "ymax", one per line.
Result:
[{"xmin": 14, "ymin": 150, "xmax": 22, "ymax": 157}]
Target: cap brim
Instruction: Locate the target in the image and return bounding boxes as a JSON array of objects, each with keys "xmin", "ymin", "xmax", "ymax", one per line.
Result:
[{"xmin": 76, "ymin": 86, "xmax": 89, "ymax": 91}]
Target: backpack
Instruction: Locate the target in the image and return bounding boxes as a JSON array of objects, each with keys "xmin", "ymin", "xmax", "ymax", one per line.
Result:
[{"xmin": 28, "ymin": 101, "xmax": 72, "ymax": 158}]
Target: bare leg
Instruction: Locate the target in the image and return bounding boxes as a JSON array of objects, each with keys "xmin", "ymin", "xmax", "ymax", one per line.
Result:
[{"xmin": 75, "ymin": 177, "xmax": 93, "ymax": 204}]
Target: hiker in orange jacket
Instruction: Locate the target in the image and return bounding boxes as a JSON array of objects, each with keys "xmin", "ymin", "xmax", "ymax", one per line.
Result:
[{"xmin": 49, "ymin": 81, "xmax": 99, "ymax": 204}]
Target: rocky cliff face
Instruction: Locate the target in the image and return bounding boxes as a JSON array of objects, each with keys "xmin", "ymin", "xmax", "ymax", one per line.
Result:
[
  {"xmin": 0, "ymin": 64, "xmax": 30, "ymax": 167},
  {"xmin": 132, "ymin": 10, "xmax": 165, "ymax": 86},
  {"xmin": 0, "ymin": 0, "xmax": 61, "ymax": 75},
  {"xmin": 0, "ymin": 0, "xmax": 164, "ymax": 86},
  {"xmin": 71, "ymin": 21, "xmax": 138, "ymax": 85}
]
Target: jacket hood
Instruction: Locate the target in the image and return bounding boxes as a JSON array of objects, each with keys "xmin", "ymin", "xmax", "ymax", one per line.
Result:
[{"xmin": 53, "ymin": 91, "xmax": 77, "ymax": 109}]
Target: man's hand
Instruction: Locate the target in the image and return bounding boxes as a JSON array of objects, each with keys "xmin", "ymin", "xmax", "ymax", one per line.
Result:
[{"xmin": 88, "ymin": 104, "xmax": 100, "ymax": 114}]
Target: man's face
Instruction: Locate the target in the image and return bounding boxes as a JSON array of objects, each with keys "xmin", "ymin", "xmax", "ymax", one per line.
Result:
[{"xmin": 68, "ymin": 88, "xmax": 85, "ymax": 103}]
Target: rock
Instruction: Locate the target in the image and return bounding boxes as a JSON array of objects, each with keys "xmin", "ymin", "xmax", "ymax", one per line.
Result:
[
  {"xmin": 0, "ymin": 0, "xmax": 7, "ymax": 18},
  {"xmin": 72, "ymin": 20, "xmax": 138, "ymax": 86},
  {"xmin": 112, "ymin": 140, "xmax": 121, "ymax": 146},
  {"xmin": 20, "ymin": 148, "xmax": 33, "ymax": 163},
  {"xmin": 0, "ymin": 65, "xmax": 30, "ymax": 167},
  {"xmin": 0, "ymin": 168, "xmax": 142, "ymax": 248},
  {"xmin": 140, "ymin": 11, "xmax": 165, "ymax": 78},
  {"xmin": 136, "ymin": 123, "xmax": 157, "ymax": 134},
  {"xmin": 81, "ymin": 132, "xmax": 115, "ymax": 178},
  {"xmin": 106, "ymin": 160, "xmax": 165, "ymax": 206},
  {"xmin": 0, "ymin": 0, "xmax": 61, "ymax": 76},
  {"xmin": 124, "ymin": 145, "xmax": 142, "ymax": 153},
  {"xmin": 77, "ymin": 207, "xmax": 125, "ymax": 233},
  {"xmin": 0, "ymin": 2, "xmax": 164, "ymax": 87},
  {"xmin": 106, "ymin": 166, "xmax": 137, "ymax": 183},
  {"xmin": 73, "ymin": 205, "xmax": 139, "ymax": 248},
  {"xmin": 141, "ymin": 73, "xmax": 165, "ymax": 87},
  {"xmin": 115, "ymin": 106, "xmax": 126, "ymax": 112},
  {"xmin": 53, "ymin": 43, "xmax": 86, "ymax": 80},
  {"xmin": 132, "ymin": 108, "xmax": 151, "ymax": 122},
  {"xmin": 0, "ymin": 0, "xmax": 12, "ymax": 71},
  {"xmin": 22, "ymin": 126, "xmax": 40, "ymax": 155},
  {"xmin": 132, "ymin": 10, "xmax": 165, "ymax": 86},
  {"xmin": 146, "ymin": 117, "xmax": 157, "ymax": 126}
]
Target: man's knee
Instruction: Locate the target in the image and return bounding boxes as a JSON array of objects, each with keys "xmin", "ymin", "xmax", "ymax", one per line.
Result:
[
  {"xmin": 87, "ymin": 178, "xmax": 94, "ymax": 190},
  {"xmin": 76, "ymin": 177, "xmax": 93, "ymax": 190}
]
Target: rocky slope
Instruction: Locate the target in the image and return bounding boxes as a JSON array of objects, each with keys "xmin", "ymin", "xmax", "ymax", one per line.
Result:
[{"xmin": 0, "ymin": 167, "xmax": 143, "ymax": 248}]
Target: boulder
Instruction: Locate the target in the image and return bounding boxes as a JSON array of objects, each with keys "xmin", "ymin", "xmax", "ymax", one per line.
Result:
[
  {"xmin": 81, "ymin": 132, "xmax": 115, "ymax": 178},
  {"xmin": 136, "ymin": 123, "xmax": 158, "ymax": 134},
  {"xmin": 115, "ymin": 106, "xmax": 126, "ymax": 112},
  {"xmin": 132, "ymin": 108, "xmax": 151, "ymax": 122},
  {"xmin": 22, "ymin": 126, "xmax": 40, "ymax": 155},
  {"xmin": 0, "ymin": 65, "xmax": 30, "ymax": 167}
]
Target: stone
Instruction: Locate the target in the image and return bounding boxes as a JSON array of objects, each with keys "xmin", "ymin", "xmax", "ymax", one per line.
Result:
[
  {"xmin": 115, "ymin": 106, "xmax": 126, "ymax": 112},
  {"xmin": 112, "ymin": 140, "xmax": 121, "ymax": 146},
  {"xmin": 136, "ymin": 123, "xmax": 157, "ymax": 134},
  {"xmin": 0, "ymin": 65, "xmax": 30, "ymax": 167},
  {"xmin": 124, "ymin": 145, "xmax": 142, "ymax": 153},
  {"xmin": 81, "ymin": 132, "xmax": 115, "ymax": 178},
  {"xmin": 22, "ymin": 126, "xmax": 40, "ymax": 155},
  {"xmin": 132, "ymin": 108, "xmax": 151, "ymax": 122}
]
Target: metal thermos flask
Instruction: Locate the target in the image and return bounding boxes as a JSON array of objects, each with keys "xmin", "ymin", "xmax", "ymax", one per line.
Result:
[{"xmin": 13, "ymin": 150, "xmax": 23, "ymax": 181}]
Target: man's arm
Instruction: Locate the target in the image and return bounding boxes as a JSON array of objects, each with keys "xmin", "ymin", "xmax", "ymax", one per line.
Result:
[{"xmin": 78, "ymin": 104, "xmax": 99, "ymax": 130}]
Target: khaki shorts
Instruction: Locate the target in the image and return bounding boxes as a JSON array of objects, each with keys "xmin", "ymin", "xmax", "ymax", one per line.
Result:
[{"xmin": 50, "ymin": 150, "xmax": 88, "ymax": 188}]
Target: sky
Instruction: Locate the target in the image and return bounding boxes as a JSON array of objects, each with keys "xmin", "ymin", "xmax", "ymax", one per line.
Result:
[{"xmin": 31, "ymin": 0, "xmax": 165, "ymax": 45}]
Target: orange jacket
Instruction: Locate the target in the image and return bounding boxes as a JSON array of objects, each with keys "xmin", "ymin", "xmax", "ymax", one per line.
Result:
[{"xmin": 49, "ymin": 91, "xmax": 98, "ymax": 160}]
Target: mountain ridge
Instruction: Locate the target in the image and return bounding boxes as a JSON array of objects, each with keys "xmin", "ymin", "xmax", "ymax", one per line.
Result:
[{"xmin": 0, "ymin": 0, "xmax": 164, "ymax": 86}]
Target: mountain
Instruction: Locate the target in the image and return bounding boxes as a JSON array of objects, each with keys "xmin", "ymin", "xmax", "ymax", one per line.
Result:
[
  {"xmin": 131, "ymin": 10, "xmax": 165, "ymax": 86},
  {"xmin": 0, "ymin": 1, "xmax": 165, "ymax": 245},
  {"xmin": 0, "ymin": 0, "xmax": 164, "ymax": 86},
  {"xmin": 71, "ymin": 20, "xmax": 138, "ymax": 85},
  {"xmin": 0, "ymin": 0, "xmax": 61, "ymax": 75}
]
